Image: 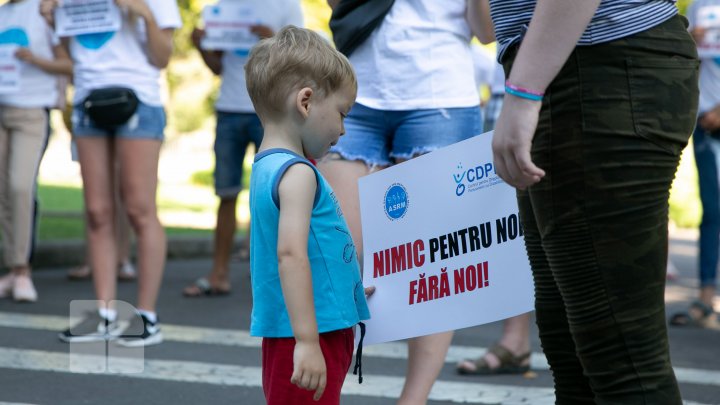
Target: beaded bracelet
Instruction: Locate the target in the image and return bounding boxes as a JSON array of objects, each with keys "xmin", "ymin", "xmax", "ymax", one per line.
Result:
[{"xmin": 505, "ymin": 80, "xmax": 544, "ymax": 101}]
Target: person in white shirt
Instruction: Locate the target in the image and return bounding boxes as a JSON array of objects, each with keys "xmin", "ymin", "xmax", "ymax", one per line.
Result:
[
  {"xmin": 40, "ymin": 0, "xmax": 181, "ymax": 347},
  {"xmin": 182, "ymin": 0, "xmax": 303, "ymax": 297},
  {"xmin": 319, "ymin": 1, "xmax": 493, "ymax": 403},
  {"xmin": 0, "ymin": 0, "xmax": 72, "ymax": 303}
]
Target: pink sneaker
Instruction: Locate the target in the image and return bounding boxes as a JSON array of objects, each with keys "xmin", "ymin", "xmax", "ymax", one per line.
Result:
[
  {"xmin": 0, "ymin": 273, "xmax": 13, "ymax": 298},
  {"xmin": 12, "ymin": 274, "xmax": 37, "ymax": 303}
]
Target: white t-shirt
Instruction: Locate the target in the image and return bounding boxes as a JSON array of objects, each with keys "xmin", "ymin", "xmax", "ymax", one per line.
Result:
[
  {"xmin": 69, "ymin": 0, "xmax": 182, "ymax": 106},
  {"xmin": 213, "ymin": 0, "xmax": 303, "ymax": 113},
  {"xmin": 689, "ymin": 0, "xmax": 720, "ymax": 115},
  {"xmin": 349, "ymin": 0, "xmax": 479, "ymax": 110},
  {"xmin": 0, "ymin": 0, "xmax": 59, "ymax": 108},
  {"xmin": 471, "ymin": 44, "xmax": 494, "ymax": 89}
]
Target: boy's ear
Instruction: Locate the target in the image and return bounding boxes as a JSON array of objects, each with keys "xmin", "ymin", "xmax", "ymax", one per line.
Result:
[{"xmin": 296, "ymin": 87, "xmax": 313, "ymax": 118}]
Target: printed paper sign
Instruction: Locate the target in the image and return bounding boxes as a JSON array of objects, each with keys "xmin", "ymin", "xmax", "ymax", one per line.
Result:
[
  {"xmin": 54, "ymin": 0, "xmax": 121, "ymax": 37},
  {"xmin": 358, "ymin": 132, "xmax": 534, "ymax": 345},
  {"xmin": 201, "ymin": 3, "xmax": 259, "ymax": 51},
  {"xmin": 697, "ymin": 6, "xmax": 720, "ymax": 58},
  {"xmin": 0, "ymin": 45, "xmax": 20, "ymax": 94}
]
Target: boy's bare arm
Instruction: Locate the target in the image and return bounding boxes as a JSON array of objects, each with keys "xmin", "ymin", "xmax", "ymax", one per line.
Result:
[{"xmin": 277, "ymin": 163, "xmax": 327, "ymax": 401}]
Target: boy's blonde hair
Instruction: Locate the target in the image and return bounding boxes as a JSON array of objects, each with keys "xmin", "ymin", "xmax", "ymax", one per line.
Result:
[{"xmin": 245, "ymin": 25, "xmax": 357, "ymax": 121}]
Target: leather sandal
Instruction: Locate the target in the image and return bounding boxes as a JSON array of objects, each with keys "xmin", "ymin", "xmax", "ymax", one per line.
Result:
[
  {"xmin": 670, "ymin": 300, "xmax": 719, "ymax": 330},
  {"xmin": 456, "ymin": 344, "xmax": 531, "ymax": 375}
]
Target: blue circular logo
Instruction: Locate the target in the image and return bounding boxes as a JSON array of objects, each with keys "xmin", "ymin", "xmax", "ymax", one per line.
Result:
[{"xmin": 384, "ymin": 183, "xmax": 409, "ymax": 220}]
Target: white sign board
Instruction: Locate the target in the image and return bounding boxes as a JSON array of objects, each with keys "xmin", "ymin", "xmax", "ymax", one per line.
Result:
[
  {"xmin": 358, "ymin": 132, "xmax": 534, "ymax": 345},
  {"xmin": 0, "ymin": 45, "xmax": 20, "ymax": 94},
  {"xmin": 697, "ymin": 5, "xmax": 720, "ymax": 58},
  {"xmin": 54, "ymin": 0, "xmax": 121, "ymax": 38},
  {"xmin": 201, "ymin": 3, "xmax": 259, "ymax": 51}
]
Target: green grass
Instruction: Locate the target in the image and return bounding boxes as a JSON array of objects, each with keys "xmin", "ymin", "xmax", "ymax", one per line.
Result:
[
  {"xmin": 37, "ymin": 216, "xmax": 212, "ymax": 240},
  {"xmin": 36, "ymin": 183, "xmax": 215, "ymax": 240},
  {"xmin": 37, "ymin": 184, "xmax": 85, "ymax": 212}
]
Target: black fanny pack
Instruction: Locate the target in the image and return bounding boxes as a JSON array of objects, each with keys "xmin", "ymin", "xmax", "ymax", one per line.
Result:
[{"xmin": 83, "ymin": 87, "xmax": 139, "ymax": 129}]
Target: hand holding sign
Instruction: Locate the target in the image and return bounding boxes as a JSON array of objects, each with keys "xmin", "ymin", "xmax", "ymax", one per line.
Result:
[
  {"xmin": 358, "ymin": 133, "xmax": 534, "ymax": 345},
  {"xmin": 201, "ymin": 2, "xmax": 260, "ymax": 51},
  {"xmin": 54, "ymin": 0, "xmax": 122, "ymax": 37},
  {"xmin": 697, "ymin": 5, "xmax": 720, "ymax": 58}
]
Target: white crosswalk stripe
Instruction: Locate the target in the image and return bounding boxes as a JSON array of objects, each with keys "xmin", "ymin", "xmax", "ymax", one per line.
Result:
[{"xmin": 0, "ymin": 311, "xmax": 717, "ymax": 404}]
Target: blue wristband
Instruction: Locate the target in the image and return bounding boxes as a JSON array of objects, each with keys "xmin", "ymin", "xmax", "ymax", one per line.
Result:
[{"xmin": 504, "ymin": 86, "xmax": 544, "ymax": 101}]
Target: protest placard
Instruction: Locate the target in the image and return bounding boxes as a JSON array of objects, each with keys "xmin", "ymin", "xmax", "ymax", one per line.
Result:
[
  {"xmin": 0, "ymin": 44, "xmax": 20, "ymax": 94},
  {"xmin": 201, "ymin": 2, "xmax": 258, "ymax": 51},
  {"xmin": 358, "ymin": 132, "xmax": 534, "ymax": 345},
  {"xmin": 697, "ymin": 5, "xmax": 720, "ymax": 58},
  {"xmin": 54, "ymin": 0, "xmax": 121, "ymax": 38}
]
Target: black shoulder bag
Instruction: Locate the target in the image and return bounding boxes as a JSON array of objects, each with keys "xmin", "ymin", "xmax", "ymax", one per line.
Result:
[{"xmin": 329, "ymin": 0, "xmax": 395, "ymax": 57}]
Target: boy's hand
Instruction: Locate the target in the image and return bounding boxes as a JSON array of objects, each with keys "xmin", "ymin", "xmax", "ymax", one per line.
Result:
[
  {"xmin": 291, "ymin": 341, "xmax": 327, "ymax": 401},
  {"xmin": 364, "ymin": 286, "xmax": 376, "ymax": 298}
]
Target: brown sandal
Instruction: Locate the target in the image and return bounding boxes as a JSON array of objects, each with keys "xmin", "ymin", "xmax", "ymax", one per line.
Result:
[
  {"xmin": 670, "ymin": 300, "xmax": 719, "ymax": 330},
  {"xmin": 182, "ymin": 278, "xmax": 231, "ymax": 297},
  {"xmin": 456, "ymin": 344, "xmax": 531, "ymax": 376}
]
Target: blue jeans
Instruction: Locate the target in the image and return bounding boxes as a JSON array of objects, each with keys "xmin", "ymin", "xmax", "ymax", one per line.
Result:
[
  {"xmin": 214, "ymin": 111, "xmax": 263, "ymax": 198},
  {"xmin": 693, "ymin": 123, "xmax": 720, "ymax": 288},
  {"xmin": 329, "ymin": 103, "xmax": 482, "ymax": 166}
]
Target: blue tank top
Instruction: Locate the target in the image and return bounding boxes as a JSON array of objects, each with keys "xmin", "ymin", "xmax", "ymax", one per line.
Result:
[{"xmin": 249, "ymin": 149, "xmax": 371, "ymax": 337}]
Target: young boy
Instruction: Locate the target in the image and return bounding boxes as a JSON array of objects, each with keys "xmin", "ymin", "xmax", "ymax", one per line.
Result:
[{"xmin": 245, "ymin": 26, "xmax": 370, "ymax": 404}]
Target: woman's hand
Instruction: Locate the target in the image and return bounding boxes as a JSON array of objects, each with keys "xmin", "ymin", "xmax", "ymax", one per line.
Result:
[
  {"xmin": 250, "ymin": 24, "xmax": 274, "ymax": 40},
  {"xmin": 14, "ymin": 48, "xmax": 35, "ymax": 64},
  {"xmin": 115, "ymin": 0, "xmax": 152, "ymax": 21},
  {"xmin": 39, "ymin": 0, "xmax": 59, "ymax": 27},
  {"xmin": 491, "ymin": 95, "xmax": 545, "ymax": 190}
]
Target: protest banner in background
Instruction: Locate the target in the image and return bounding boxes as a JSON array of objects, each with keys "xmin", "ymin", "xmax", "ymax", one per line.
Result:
[
  {"xmin": 54, "ymin": 0, "xmax": 121, "ymax": 37},
  {"xmin": 358, "ymin": 132, "xmax": 534, "ymax": 345},
  {"xmin": 0, "ymin": 45, "xmax": 20, "ymax": 94},
  {"xmin": 697, "ymin": 5, "xmax": 720, "ymax": 58},
  {"xmin": 201, "ymin": 2, "xmax": 259, "ymax": 51}
]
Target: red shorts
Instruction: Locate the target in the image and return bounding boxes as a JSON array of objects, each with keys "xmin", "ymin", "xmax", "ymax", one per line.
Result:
[{"xmin": 262, "ymin": 328, "xmax": 354, "ymax": 405}]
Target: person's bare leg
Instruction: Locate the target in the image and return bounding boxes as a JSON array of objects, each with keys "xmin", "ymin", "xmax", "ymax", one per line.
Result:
[
  {"xmin": 396, "ymin": 331, "xmax": 454, "ymax": 405},
  {"xmin": 456, "ymin": 313, "xmax": 532, "ymax": 372},
  {"xmin": 321, "ymin": 156, "xmax": 452, "ymax": 402},
  {"xmin": 76, "ymin": 137, "xmax": 118, "ymax": 305},
  {"xmin": 209, "ymin": 197, "xmax": 236, "ymax": 289},
  {"xmin": 114, "ymin": 167, "xmax": 132, "ymax": 267},
  {"xmin": 117, "ymin": 139, "xmax": 165, "ymax": 312},
  {"xmin": 317, "ymin": 157, "xmax": 372, "ymax": 256},
  {"xmin": 700, "ymin": 286, "xmax": 717, "ymax": 307},
  {"xmin": 387, "ymin": 157, "xmax": 454, "ymax": 403}
]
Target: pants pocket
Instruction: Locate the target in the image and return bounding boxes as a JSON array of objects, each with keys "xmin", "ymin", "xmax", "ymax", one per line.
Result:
[{"xmin": 627, "ymin": 56, "xmax": 699, "ymax": 156}]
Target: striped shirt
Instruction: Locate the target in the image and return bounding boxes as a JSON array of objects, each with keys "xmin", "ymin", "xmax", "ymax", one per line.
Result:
[{"xmin": 490, "ymin": 0, "xmax": 678, "ymax": 62}]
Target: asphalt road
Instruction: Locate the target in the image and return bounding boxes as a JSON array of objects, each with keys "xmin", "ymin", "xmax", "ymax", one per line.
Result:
[{"xmin": 0, "ymin": 231, "xmax": 718, "ymax": 405}]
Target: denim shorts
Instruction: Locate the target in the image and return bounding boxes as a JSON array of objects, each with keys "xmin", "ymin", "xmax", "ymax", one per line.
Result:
[
  {"xmin": 72, "ymin": 100, "xmax": 166, "ymax": 141},
  {"xmin": 214, "ymin": 111, "xmax": 264, "ymax": 198},
  {"xmin": 329, "ymin": 103, "xmax": 482, "ymax": 166}
]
